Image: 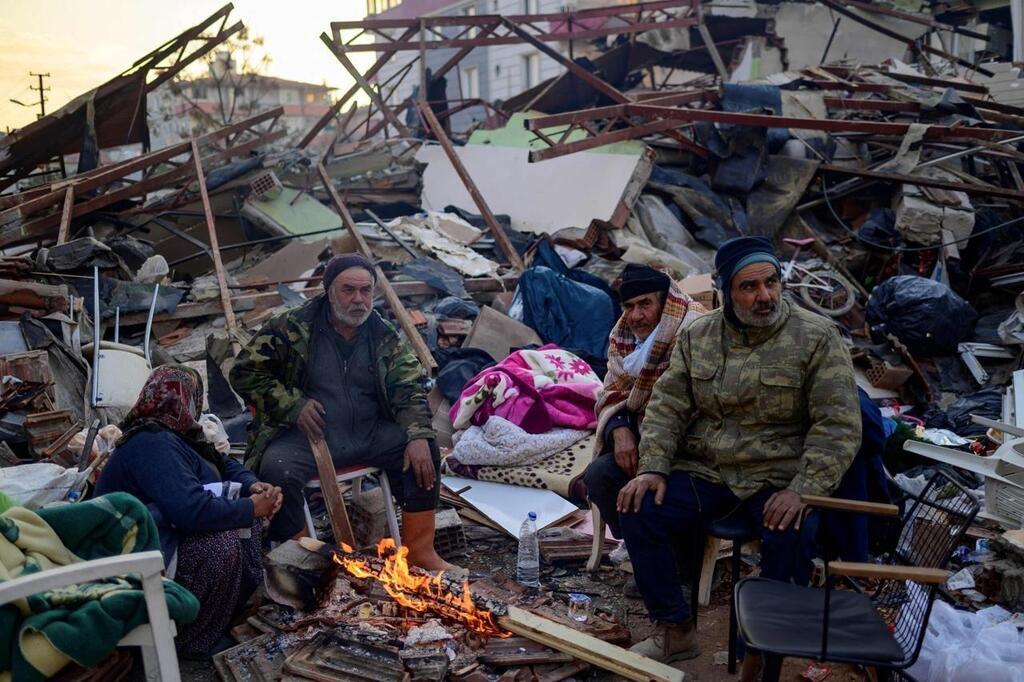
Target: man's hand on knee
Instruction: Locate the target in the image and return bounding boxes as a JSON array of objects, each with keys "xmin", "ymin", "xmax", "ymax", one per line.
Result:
[
  {"xmin": 762, "ymin": 489, "xmax": 806, "ymax": 532},
  {"xmin": 403, "ymin": 439, "xmax": 435, "ymax": 490},
  {"xmin": 617, "ymin": 473, "xmax": 667, "ymax": 514}
]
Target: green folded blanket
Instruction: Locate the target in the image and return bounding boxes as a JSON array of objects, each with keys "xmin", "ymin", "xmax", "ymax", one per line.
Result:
[{"xmin": 0, "ymin": 492, "xmax": 199, "ymax": 681}]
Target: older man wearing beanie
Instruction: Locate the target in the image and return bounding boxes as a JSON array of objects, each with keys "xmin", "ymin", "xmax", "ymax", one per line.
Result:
[
  {"xmin": 583, "ymin": 264, "xmax": 705, "ymax": 538},
  {"xmin": 231, "ymin": 254, "xmax": 455, "ymax": 571},
  {"xmin": 616, "ymin": 236, "xmax": 861, "ymax": 664}
]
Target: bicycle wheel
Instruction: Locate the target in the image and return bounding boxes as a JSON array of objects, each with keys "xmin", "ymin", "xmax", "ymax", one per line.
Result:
[{"xmin": 798, "ymin": 270, "xmax": 857, "ymax": 317}]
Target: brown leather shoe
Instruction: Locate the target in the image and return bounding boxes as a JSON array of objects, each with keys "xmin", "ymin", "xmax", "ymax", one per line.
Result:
[{"xmin": 628, "ymin": 620, "xmax": 701, "ymax": 663}]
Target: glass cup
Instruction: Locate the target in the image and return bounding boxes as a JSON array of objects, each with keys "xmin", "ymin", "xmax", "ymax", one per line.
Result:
[{"xmin": 568, "ymin": 593, "xmax": 592, "ymax": 623}]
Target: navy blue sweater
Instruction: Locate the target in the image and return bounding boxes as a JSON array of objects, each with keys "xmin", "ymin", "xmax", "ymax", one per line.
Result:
[{"xmin": 95, "ymin": 429, "xmax": 258, "ymax": 562}]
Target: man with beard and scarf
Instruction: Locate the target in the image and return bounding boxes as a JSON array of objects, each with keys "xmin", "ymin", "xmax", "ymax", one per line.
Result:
[
  {"xmin": 614, "ymin": 236, "xmax": 861, "ymax": 665},
  {"xmin": 231, "ymin": 254, "xmax": 456, "ymax": 572},
  {"xmin": 583, "ymin": 265, "xmax": 706, "ymax": 539}
]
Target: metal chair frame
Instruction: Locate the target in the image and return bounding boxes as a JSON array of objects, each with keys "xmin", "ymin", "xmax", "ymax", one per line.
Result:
[{"xmin": 736, "ymin": 471, "xmax": 980, "ymax": 682}]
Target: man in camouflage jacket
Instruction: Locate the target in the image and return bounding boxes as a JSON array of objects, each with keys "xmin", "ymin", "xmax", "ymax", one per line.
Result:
[
  {"xmin": 231, "ymin": 254, "xmax": 455, "ymax": 571},
  {"xmin": 616, "ymin": 237, "xmax": 861, "ymax": 664}
]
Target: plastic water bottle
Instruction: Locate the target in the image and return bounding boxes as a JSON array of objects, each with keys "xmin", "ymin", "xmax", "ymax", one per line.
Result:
[{"xmin": 517, "ymin": 511, "xmax": 540, "ymax": 587}]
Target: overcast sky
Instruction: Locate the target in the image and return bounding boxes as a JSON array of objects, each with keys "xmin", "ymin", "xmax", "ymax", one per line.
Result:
[{"xmin": 0, "ymin": 1, "xmax": 371, "ymax": 130}]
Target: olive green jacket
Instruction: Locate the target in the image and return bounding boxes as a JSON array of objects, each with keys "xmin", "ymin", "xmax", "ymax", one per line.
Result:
[
  {"xmin": 230, "ymin": 296, "xmax": 433, "ymax": 469},
  {"xmin": 638, "ymin": 300, "xmax": 861, "ymax": 498}
]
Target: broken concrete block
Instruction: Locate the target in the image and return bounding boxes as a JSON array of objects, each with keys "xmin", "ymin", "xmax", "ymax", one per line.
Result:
[
  {"xmin": 894, "ymin": 193, "xmax": 944, "ymax": 244},
  {"xmin": 264, "ymin": 539, "xmax": 334, "ymax": 610}
]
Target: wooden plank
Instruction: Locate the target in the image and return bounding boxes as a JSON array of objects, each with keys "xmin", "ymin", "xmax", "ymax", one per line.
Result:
[
  {"xmin": 117, "ymin": 299, "xmax": 256, "ymax": 327},
  {"xmin": 801, "ymin": 495, "xmax": 900, "ymax": 516},
  {"xmin": 316, "ymin": 161, "xmax": 438, "ymax": 372},
  {"xmin": 415, "ymin": 100, "xmax": 525, "ymax": 271},
  {"xmin": 56, "ymin": 186, "xmax": 74, "ymax": 245},
  {"xmin": 190, "ymin": 138, "xmax": 239, "ymax": 349},
  {"xmin": 497, "ymin": 606, "xmax": 685, "ymax": 682},
  {"xmin": 828, "ymin": 561, "xmax": 948, "ymax": 584},
  {"xmin": 309, "ymin": 436, "xmax": 356, "ymax": 547},
  {"xmin": 697, "ymin": 536, "xmax": 721, "ymax": 607}
]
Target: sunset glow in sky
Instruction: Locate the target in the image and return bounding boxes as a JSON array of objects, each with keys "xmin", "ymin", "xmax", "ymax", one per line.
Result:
[{"xmin": 0, "ymin": 1, "xmax": 370, "ymax": 130}]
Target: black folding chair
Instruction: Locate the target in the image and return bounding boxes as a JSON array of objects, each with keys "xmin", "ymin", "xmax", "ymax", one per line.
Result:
[{"xmin": 734, "ymin": 470, "xmax": 979, "ymax": 682}]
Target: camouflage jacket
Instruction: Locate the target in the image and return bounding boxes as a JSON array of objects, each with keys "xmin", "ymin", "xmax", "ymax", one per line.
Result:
[
  {"xmin": 230, "ymin": 295, "xmax": 434, "ymax": 469},
  {"xmin": 638, "ymin": 300, "xmax": 861, "ymax": 498}
]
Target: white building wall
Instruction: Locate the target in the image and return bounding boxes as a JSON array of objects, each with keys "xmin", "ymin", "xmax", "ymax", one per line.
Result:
[
  {"xmin": 487, "ymin": 0, "xmax": 566, "ymax": 101},
  {"xmin": 373, "ymin": 0, "xmax": 633, "ymax": 108}
]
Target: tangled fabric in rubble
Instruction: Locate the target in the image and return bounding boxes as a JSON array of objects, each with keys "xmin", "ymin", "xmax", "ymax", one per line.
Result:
[
  {"xmin": 450, "ymin": 345, "xmax": 601, "ymax": 434},
  {"xmin": 450, "ymin": 416, "xmax": 590, "ymax": 467}
]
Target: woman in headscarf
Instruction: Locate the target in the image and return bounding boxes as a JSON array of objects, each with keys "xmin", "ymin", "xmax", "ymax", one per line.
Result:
[{"xmin": 95, "ymin": 365, "xmax": 282, "ymax": 656}]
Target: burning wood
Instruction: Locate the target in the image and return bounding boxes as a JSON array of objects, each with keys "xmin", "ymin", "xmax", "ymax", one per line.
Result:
[{"xmin": 331, "ymin": 538, "xmax": 511, "ymax": 639}]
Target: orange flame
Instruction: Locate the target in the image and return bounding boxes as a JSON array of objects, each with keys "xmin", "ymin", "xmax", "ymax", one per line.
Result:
[{"xmin": 332, "ymin": 538, "xmax": 509, "ymax": 638}]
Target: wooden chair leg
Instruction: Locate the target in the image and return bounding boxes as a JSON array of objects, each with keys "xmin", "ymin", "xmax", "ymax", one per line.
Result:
[
  {"xmin": 698, "ymin": 536, "xmax": 721, "ymax": 607},
  {"xmin": 586, "ymin": 504, "xmax": 605, "ymax": 572}
]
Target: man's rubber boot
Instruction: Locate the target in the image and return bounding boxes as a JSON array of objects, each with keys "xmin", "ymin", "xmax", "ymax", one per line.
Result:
[
  {"xmin": 628, "ymin": 620, "xmax": 701, "ymax": 663},
  {"xmin": 401, "ymin": 509, "xmax": 465, "ymax": 574}
]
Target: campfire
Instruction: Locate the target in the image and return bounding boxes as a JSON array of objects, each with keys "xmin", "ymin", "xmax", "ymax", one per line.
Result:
[{"xmin": 331, "ymin": 538, "xmax": 511, "ymax": 639}]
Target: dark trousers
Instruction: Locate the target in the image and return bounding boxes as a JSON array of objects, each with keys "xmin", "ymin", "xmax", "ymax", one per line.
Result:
[
  {"xmin": 583, "ymin": 451, "xmax": 631, "ymax": 538},
  {"xmin": 259, "ymin": 434, "xmax": 441, "ymax": 541},
  {"xmin": 620, "ymin": 470, "xmax": 819, "ymax": 624}
]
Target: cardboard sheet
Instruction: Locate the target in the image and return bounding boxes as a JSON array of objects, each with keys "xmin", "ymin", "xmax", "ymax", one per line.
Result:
[{"xmin": 442, "ymin": 476, "xmax": 580, "ymax": 538}]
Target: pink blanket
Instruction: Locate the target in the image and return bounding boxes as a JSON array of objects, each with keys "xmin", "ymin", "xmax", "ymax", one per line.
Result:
[{"xmin": 450, "ymin": 345, "xmax": 601, "ymax": 434}]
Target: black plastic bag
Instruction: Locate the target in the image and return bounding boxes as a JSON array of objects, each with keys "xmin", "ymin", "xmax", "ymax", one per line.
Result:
[{"xmin": 866, "ymin": 276, "xmax": 977, "ymax": 355}]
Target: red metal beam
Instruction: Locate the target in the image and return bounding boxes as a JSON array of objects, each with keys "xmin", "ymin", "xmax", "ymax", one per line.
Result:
[
  {"xmin": 818, "ymin": 163, "xmax": 1024, "ymax": 201},
  {"xmin": 875, "ymin": 70, "xmax": 989, "ymax": 94},
  {"xmin": 331, "ymin": 0, "xmax": 698, "ymax": 51},
  {"xmin": 298, "ymin": 24, "xmax": 421, "ymax": 149},
  {"xmin": 825, "ymin": 97, "xmax": 921, "ymax": 113},
  {"xmin": 0, "ymin": 109, "xmax": 285, "ymax": 247},
  {"xmin": 319, "ymin": 32, "xmax": 411, "ymax": 138},
  {"xmin": 529, "ymin": 118, "xmax": 689, "ymax": 162},
  {"xmin": 1, "ymin": 108, "xmax": 283, "ymax": 220},
  {"xmin": 620, "ymin": 103, "xmax": 1023, "ymax": 142}
]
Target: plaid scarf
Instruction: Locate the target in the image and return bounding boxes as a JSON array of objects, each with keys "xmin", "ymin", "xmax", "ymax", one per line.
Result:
[{"xmin": 595, "ymin": 283, "xmax": 705, "ymax": 433}]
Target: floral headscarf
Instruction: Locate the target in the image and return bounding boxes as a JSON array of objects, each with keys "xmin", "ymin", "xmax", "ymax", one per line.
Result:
[
  {"xmin": 117, "ymin": 364, "xmax": 226, "ymax": 476},
  {"xmin": 123, "ymin": 365, "xmax": 204, "ymax": 434}
]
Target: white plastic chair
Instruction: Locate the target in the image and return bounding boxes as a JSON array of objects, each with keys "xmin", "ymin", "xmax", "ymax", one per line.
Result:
[
  {"xmin": 302, "ymin": 464, "xmax": 402, "ymax": 546},
  {"xmin": 0, "ymin": 550, "xmax": 181, "ymax": 681}
]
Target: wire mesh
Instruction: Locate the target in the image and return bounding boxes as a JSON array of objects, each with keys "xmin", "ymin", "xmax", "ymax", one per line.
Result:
[{"xmin": 873, "ymin": 471, "xmax": 979, "ymax": 665}]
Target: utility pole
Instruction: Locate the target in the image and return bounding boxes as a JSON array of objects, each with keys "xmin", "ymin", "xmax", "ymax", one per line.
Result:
[{"xmin": 29, "ymin": 72, "xmax": 50, "ymax": 119}]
